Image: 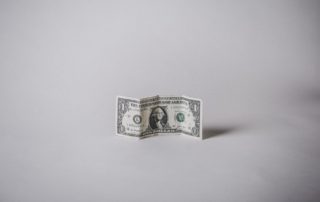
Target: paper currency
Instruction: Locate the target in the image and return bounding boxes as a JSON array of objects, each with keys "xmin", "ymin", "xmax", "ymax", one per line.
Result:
[{"xmin": 116, "ymin": 95, "xmax": 202, "ymax": 139}]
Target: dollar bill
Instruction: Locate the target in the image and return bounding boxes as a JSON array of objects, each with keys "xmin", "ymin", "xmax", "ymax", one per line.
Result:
[{"xmin": 116, "ymin": 95, "xmax": 202, "ymax": 139}]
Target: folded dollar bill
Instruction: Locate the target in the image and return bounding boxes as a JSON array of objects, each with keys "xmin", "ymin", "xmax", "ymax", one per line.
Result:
[{"xmin": 116, "ymin": 95, "xmax": 202, "ymax": 139}]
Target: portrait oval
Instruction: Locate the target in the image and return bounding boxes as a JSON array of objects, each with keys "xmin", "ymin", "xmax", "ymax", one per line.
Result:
[{"xmin": 149, "ymin": 106, "xmax": 168, "ymax": 129}]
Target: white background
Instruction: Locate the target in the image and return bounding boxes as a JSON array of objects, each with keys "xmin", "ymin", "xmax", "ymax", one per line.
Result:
[{"xmin": 1, "ymin": 1, "xmax": 320, "ymax": 201}]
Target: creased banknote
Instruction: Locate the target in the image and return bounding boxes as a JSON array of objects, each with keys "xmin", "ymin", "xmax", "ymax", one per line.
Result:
[{"xmin": 116, "ymin": 95, "xmax": 202, "ymax": 139}]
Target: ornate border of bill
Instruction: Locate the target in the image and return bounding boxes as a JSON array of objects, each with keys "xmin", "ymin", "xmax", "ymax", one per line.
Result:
[{"xmin": 116, "ymin": 95, "xmax": 202, "ymax": 139}]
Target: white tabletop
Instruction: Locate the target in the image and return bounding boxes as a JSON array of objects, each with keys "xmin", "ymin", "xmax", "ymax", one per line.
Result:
[{"xmin": 1, "ymin": 1, "xmax": 320, "ymax": 201}]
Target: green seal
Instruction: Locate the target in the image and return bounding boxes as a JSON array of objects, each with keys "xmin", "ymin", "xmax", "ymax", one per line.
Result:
[{"xmin": 176, "ymin": 112, "xmax": 185, "ymax": 122}]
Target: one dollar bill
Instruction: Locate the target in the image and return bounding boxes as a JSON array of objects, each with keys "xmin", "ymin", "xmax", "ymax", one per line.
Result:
[{"xmin": 116, "ymin": 95, "xmax": 202, "ymax": 139}]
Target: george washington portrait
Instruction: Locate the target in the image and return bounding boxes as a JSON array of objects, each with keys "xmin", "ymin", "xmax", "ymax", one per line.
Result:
[{"xmin": 149, "ymin": 106, "xmax": 168, "ymax": 129}]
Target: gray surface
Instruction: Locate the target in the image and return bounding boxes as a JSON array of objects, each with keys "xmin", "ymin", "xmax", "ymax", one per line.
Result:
[{"xmin": 1, "ymin": 1, "xmax": 320, "ymax": 201}]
